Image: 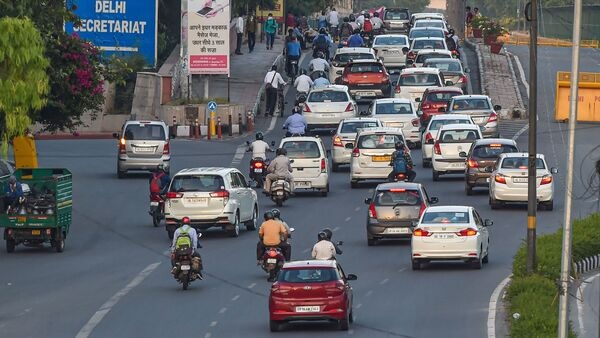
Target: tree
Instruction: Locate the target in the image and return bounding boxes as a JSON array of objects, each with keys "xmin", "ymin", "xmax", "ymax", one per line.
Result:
[
  {"xmin": 359, "ymin": 0, "xmax": 431, "ymax": 13},
  {"xmin": 0, "ymin": 17, "xmax": 49, "ymax": 158}
]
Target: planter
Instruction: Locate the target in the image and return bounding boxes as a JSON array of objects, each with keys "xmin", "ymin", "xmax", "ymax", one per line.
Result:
[
  {"xmin": 473, "ymin": 28, "xmax": 483, "ymax": 38},
  {"xmin": 490, "ymin": 42, "xmax": 504, "ymax": 54},
  {"xmin": 484, "ymin": 35, "xmax": 498, "ymax": 45}
]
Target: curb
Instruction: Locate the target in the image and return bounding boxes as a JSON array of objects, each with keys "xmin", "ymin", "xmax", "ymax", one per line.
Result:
[
  {"xmin": 576, "ymin": 254, "xmax": 600, "ymax": 274},
  {"xmin": 464, "ymin": 39, "xmax": 486, "ymax": 95},
  {"xmin": 35, "ymin": 133, "xmax": 114, "ymax": 140},
  {"xmin": 505, "ymin": 52, "xmax": 525, "ymax": 109}
]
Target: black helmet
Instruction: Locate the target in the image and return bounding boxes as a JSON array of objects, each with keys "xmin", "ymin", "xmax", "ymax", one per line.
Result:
[
  {"xmin": 264, "ymin": 211, "xmax": 274, "ymax": 220},
  {"xmin": 319, "ymin": 27, "xmax": 327, "ymax": 34},
  {"xmin": 322, "ymin": 228, "xmax": 333, "ymax": 240},
  {"xmin": 318, "ymin": 231, "xmax": 328, "ymax": 241},
  {"xmin": 353, "ymin": 28, "xmax": 361, "ymax": 34},
  {"xmin": 300, "ymin": 68, "xmax": 306, "ymax": 75},
  {"xmin": 349, "ymin": 13, "xmax": 355, "ymax": 21},
  {"xmin": 374, "ymin": 12, "xmax": 379, "ymax": 17},
  {"xmin": 271, "ymin": 209, "xmax": 281, "ymax": 219},
  {"xmin": 343, "ymin": 17, "xmax": 349, "ymax": 22},
  {"xmin": 276, "ymin": 148, "xmax": 287, "ymax": 156},
  {"xmin": 395, "ymin": 141, "xmax": 405, "ymax": 150},
  {"xmin": 449, "ymin": 28, "xmax": 455, "ymax": 35},
  {"xmin": 316, "ymin": 51, "xmax": 325, "ymax": 59},
  {"xmin": 255, "ymin": 132, "xmax": 264, "ymax": 140},
  {"xmin": 8, "ymin": 175, "xmax": 16, "ymax": 184},
  {"xmin": 364, "ymin": 13, "xmax": 370, "ymax": 19}
]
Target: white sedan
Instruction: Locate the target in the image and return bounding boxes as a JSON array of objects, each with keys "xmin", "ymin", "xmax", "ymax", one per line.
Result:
[
  {"xmin": 303, "ymin": 85, "xmax": 358, "ymax": 132},
  {"xmin": 411, "ymin": 205, "xmax": 492, "ymax": 270},
  {"xmin": 420, "ymin": 114, "xmax": 475, "ymax": 168},
  {"xmin": 367, "ymin": 98, "xmax": 421, "ymax": 148}
]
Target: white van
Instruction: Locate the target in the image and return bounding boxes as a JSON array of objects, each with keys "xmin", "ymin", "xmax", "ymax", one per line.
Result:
[{"xmin": 279, "ymin": 136, "xmax": 330, "ymax": 196}]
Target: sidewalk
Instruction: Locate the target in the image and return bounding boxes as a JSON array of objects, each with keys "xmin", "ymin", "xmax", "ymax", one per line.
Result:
[{"xmin": 571, "ymin": 272, "xmax": 600, "ymax": 338}]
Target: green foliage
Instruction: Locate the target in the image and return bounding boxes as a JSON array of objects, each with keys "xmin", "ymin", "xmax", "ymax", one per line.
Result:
[
  {"xmin": 476, "ymin": 0, "xmax": 600, "ymax": 19},
  {"xmin": 358, "ymin": 0, "xmax": 431, "ymax": 13},
  {"xmin": 233, "ymin": 0, "xmax": 276, "ymax": 15},
  {"xmin": 158, "ymin": 0, "xmax": 181, "ymax": 67},
  {"xmin": 288, "ymin": 0, "xmax": 330, "ymax": 16},
  {"xmin": 0, "ymin": 17, "xmax": 49, "ymax": 158},
  {"xmin": 106, "ymin": 55, "xmax": 147, "ymax": 114}
]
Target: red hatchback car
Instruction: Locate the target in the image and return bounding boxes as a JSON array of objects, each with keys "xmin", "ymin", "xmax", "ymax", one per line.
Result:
[
  {"xmin": 269, "ymin": 260, "xmax": 357, "ymax": 332},
  {"xmin": 416, "ymin": 87, "xmax": 464, "ymax": 126}
]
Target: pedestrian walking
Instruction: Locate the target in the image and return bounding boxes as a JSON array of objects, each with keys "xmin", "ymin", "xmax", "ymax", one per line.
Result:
[
  {"xmin": 264, "ymin": 13, "xmax": 278, "ymax": 50},
  {"xmin": 246, "ymin": 10, "xmax": 257, "ymax": 53},
  {"xmin": 235, "ymin": 12, "xmax": 244, "ymax": 55},
  {"xmin": 263, "ymin": 65, "xmax": 286, "ymax": 116},
  {"xmin": 465, "ymin": 6, "xmax": 474, "ymax": 37}
]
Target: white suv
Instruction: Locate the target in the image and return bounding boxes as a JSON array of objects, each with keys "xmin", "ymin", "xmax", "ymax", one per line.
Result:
[
  {"xmin": 279, "ymin": 136, "xmax": 330, "ymax": 196},
  {"xmin": 164, "ymin": 167, "xmax": 259, "ymax": 238},
  {"xmin": 368, "ymin": 98, "xmax": 421, "ymax": 148},
  {"xmin": 393, "ymin": 67, "xmax": 448, "ymax": 103},
  {"xmin": 431, "ymin": 124, "xmax": 482, "ymax": 181},
  {"xmin": 332, "ymin": 117, "xmax": 383, "ymax": 172}
]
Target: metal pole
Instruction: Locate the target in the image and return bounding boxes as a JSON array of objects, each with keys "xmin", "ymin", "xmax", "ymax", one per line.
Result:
[
  {"xmin": 558, "ymin": 1, "xmax": 582, "ymax": 336},
  {"xmin": 526, "ymin": 0, "xmax": 538, "ymax": 274},
  {"xmin": 227, "ymin": 75, "xmax": 231, "ymax": 103},
  {"xmin": 204, "ymin": 75, "xmax": 210, "ymax": 99}
]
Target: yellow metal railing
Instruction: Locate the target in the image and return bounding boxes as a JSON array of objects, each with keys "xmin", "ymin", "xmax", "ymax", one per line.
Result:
[{"xmin": 501, "ymin": 33, "xmax": 599, "ymax": 48}]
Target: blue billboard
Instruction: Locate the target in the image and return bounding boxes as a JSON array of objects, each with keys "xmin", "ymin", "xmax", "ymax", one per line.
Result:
[{"xmin": 65, "ymin": 0, "xmax": 158, "ymax": 66}]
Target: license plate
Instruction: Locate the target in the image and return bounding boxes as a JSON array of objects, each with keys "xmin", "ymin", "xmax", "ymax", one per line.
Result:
[
  {"xmin": 276, "ymin": 191, "xmax": 284, "ymax": 196},
  {"xmin": 372, "ymin": 155, "xmax": 391, "ymax": 162},
  {"xmin": 386, "ymin": 50, "xmax": 401, "ymax": 54},
  {"xmin": 473, "ymin": 118, "xmax": 485, "ymax": 123},
  {"xmin": 451, "ymin": 162, "xmax": 464, "ymax": 168},
  {"xmin": 267, "ymin": 258, "xmax": 277, "ymax": 264},
  {"xmin": 18, "ymin": 216, "xmax": 26, "ymax": 223},
  {"xmin": 295, "ymin": 181, "xmax": 310, "ymax": 188},
  {"xmin": 180, "ymin": 265, "xmax": 191, "ymax": 271},
  {"xmin": 31, "ymin": 230, "xmax": 41, "ymax": 235},
  {"xmin": 386, "ymin": 228, "xmax": 410, "ymax": 234},
  {"xmin": 359, "ymin": 91, "xmax": 376, "ymax": 96},
  {"xmin": 254, "ymin": 168, "xmax": 263, "ymax": 173},
  {"xmin": 513, "ymin": 177, "xmax": 528, "ymax": 183},
  {"xmin": 434, "ymin": 234, "xmax": 455, "ymax": 239},
  {"xmin": 150, "ymin": 201, "xmax": 159, "ymax": 206},
  {"xmin": 295, "ymin": 306, "xmax": 320, "ymax": 313},
  {"xmin": 186, "ymin": 197, "xmax": 208, "ymax": 205},
  {"xmin": 320, "ymin": 114, "xmax": 335, "ymax": 117},
  {"xmin": 486, "ymin": 178, "xmax": 491, "ymax": 182},
  {"xmin": 135, "ymin": 147, "xmax": 154, "ymax": 153},
  {"xmin": 386, "ymin": 122, "xmax": 404, "ymax": 128}
]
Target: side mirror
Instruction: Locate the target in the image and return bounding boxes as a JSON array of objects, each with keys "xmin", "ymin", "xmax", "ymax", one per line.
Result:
[
  {"xmin": 345, "ymin": 143, "xmax": 354, "ymax": 149},
  {"xmin": 484, "ymin": 166, "xmax": 494, "ymax": 173},
  {"xmin": 289, "ymin": 159, "xmax": 295, "ymax": 163},
  {"xmin": 364, "ymin": 197, "xmax": 372, "ymax": 205},
  {"xmin": 415, "ymin": 97, "xmax": 421, "ymax": 102},
  {"xmin": 411, "ymin": 220, "xmax": 419, "ymax": 227},
  {"xmin": 484, "ymin": 219, "xmax": 494, "ymax": 227},
  {"xmin": 493, "ymin": 105, "xmax": 502, "ymax": 111},
  {"xmin": 346, "ymin": 274, "xmax": 358, "ymax": 281},
  {"xmin": 551, "ymin": 167, "xmax": 558, "ymax": 174},
  {"xmin": 459, "ymin": 151, "xmax": 467, "ymax": 158},
  {"xmin": 464, "ymin": 67, "xmax": 470, "ymax": 73},
  {"xmin": 289, "ymin": 227, "xmax": 295, "ymax": 232},
  {"xmin": 336, "ymin": 70, "xmax": 343, "ymax": 75},
  {"xmin": 426, "ymin": 138, "xmax": 435, "ymax": 144},
  {"xmin": 271, "ymin": 141, "xmax": 276, "ymax": 146},
  {"xmin": 336, "ymin": 241, "xmax": 343, "ymax": 246},
  {"xmin": 438, "ymin": 107, "xmax": 447, "ymax": 112},
  {"xmin": 445, "ymin": 81, "xmax": 454, "ymax": 86},
  {"xmin": 246, "ymin": 140, "xmax": 251, "ymax": 146},
  {"xmin": 416, "ymin": 110, "xmax": 423, "ymax": 116},
  {"xmin": 429, "ymin": 197, "xmax": 439, "ymax": 204},
  {"xmin": 112, "ymin": 132, "xmax": 119, "ymax": 139}
]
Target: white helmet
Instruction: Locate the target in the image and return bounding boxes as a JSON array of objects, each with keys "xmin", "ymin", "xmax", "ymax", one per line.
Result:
[{"xmin": 360, "ymin": 10, "xmax": 365, "ymax": 15}]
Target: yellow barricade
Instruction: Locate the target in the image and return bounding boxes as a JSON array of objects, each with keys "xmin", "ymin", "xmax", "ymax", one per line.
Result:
[{"xmin": 554, "ymin": 71, "xmax": 600, "ymax": 122}]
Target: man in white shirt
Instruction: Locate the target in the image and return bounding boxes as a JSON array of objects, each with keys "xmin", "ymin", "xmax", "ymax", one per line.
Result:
[
  {"xmin": 371, "ymin": 12, "xmax": 384, "ymax": 30},
  {"xmin": 264, "ymin": 65, "xmax": 286, "ymax": 116},
  {"xmin": 308, "ymin": 52, "xmax": 330, "ymax": 72},
  {"xmin": 328, "ymin": 7, "xmax": 339, "ymax": 39},
  {"xmin": 248, "ymin": 132, "xmax": 272, "ymax": 159},
  {"xmin": 355, "ymin": 11, "xmax": 365, "ymax": 28},
  {"xmin": 312, "ymin": 231, "xmax": 336, "ymax": 260},
  {"xmin": 235, "ymin": 13, "xmax": 244, "ymax": 55},
  {"xmin": 294, "ymin": 70, "xmax": 313, "ymax": 94}
]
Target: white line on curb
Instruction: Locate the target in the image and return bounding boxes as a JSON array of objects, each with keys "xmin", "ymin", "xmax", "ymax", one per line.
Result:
[
  {"xmin": 75, "ymin": 262, "xmax": 161, "ymax": 338},
  {"xmin": 577, "ymin": 272, "xmax": 600, "ymax": 336},
  {"xmin": 488, "ymin": 274, "xmax": 511, "ymax": 338}
]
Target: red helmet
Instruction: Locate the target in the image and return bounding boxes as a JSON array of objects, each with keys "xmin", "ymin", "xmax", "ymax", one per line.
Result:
[{"xmin": 182, "ymin": 217, "xmax": 190, "ymax": 224}]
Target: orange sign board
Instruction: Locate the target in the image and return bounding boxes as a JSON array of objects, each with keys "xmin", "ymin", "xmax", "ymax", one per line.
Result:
[
  {"xmin": 257, "ymin": 0, "xmax": 284, "ymax": 22},
  {"xmin": 554, "ymin": 72, "xmax": 600, "ymax": 122}
]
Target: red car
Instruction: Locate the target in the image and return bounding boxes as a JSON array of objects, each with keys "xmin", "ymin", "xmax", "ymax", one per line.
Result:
[
  {"xmin": 416, "ymin": 87, "xmax": 464, "ymax": 126},
  {"xmin": 268, "ymin": 260, "xmax": 358, "ymax": 332},
  {"xmin": 338, "ymin": 59, "xmax": 391, "ymax": 102}
]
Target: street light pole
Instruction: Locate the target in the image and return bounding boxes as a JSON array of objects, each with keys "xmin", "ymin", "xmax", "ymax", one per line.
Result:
[
  {"xmin": 526, "ymin": 0, "xmax": 538, "ymax": 274},
  {"xmin": 557, "ymin": 1, "xmax": 583, "ymax": 336}
]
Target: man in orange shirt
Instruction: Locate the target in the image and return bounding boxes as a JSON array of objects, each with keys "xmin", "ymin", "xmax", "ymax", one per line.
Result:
[{"xmin": 257, "ymin": 210, "xmax": 290, "ymax": 262}]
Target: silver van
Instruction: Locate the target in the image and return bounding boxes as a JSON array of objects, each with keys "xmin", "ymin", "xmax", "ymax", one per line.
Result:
[{"xmin": 114, "ymin": 120, "xmax": 170, "ymax": 178}]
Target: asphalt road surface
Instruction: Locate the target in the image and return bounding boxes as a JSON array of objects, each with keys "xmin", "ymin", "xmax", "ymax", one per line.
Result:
[{"xmin": 1, "ymin": 46, "xmax": 599, "ymax": 338}]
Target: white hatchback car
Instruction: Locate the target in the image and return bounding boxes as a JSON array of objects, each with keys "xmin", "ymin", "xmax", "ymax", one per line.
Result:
[
  {"xmin": 413, "ymin": 49, "xmax": 453, "ymax": 67},
  {"xmin": 348, "ymin": 127, "xmax": 408, "ymax": 188},
  {"xmin": 431, "ymin": 123, "xmax": 482, "ymax": 181},
  {"xmin": 367, "ymin": 98, "xmax": 421, "ymax": 148},
  {"xmin": 303, "ymin": 85, "xmax": 358, "ymax": 132},
  {"xmin": 329, "ymin": 47, "xmax": 376, "ymax": 83},
  {"xmin": 421, "ymin": 114, "xmax": 475, "ymax": 168},
  {"xmin": 488, "ymin": 153, "xmax": 557, "ymax": 210},
  {"xmin": 393, "ymin": 67, "xmax": 448, "ymax": 103},
  {"xmin": 371, "ymin": 34, "xmax": 410, "ymax": 67},
  {"xmin": 164, "ymin": 167, "xmax": 259, "ymax": 239},
  {"xmin": 411, "ymin": 205, "xmax": 492, "ymax": 270},
  {"xmin": 279, "ymin": 136, "xmax": 330, "ymax": 196},
  {"xmin": 332, "ymin": 117, "xmax": 383, "ymax": 172}
]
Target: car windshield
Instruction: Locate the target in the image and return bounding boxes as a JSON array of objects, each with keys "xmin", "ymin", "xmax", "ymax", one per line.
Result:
[
  {"xmin": 169, "ymin": 175, "xmax": 224, "ymax": 192},
  {"xmin": 415, "ymin": 21, "xmax": 444, "ymax": 29},
  {"xmin": 439, "ymin": 129, "xmax": 479, "ymax": 143},
  {"xmin": 374, "ymin": 36, "xmax": 407, "ymax": 45},
  {"xmin": 278, "ymin": 268, "xmax": 340, "ymax": 283},
  {"xmin": 416, "ymin": 53, "xmax": 451, "ymax": 64},
  {"xmin": 308, "ymin": 90, "xmax": 349, "ymax": 103},
  {"xmin": 409, "ymin": 29, "xmax": 444, "ymax": 40},
  {"xmin": 124, "ymin": 124, "xmax": 165, "ymax": 140},
  {"xmin": 422, "ymin": 211, "xmax": 470, "ymax": 223},
  {"xmin": 334, "ymin": 53, "xmax": 375, "ymax": 65},
  {"xmin": 282, "ymin": 141, "xmax": 321, "ymax": 158},
  {"xmin": 340, "ymin": 121, "xmax": 380, "ymax": 133},
  {"xmin": 425, "ymin": 60, "xmax": 462, "ymax": 71},
  {"xmin": 375, "ymin": 189, "xmax": 422, "ymax": 206},
  {"xmin": 375, "ymin": 102, "xmax": 413, "ymax": 115},
  {"xmin": 501, "ymin": 157, "xmax": 546, "ymax": 169},
  {"xmin": 451, "ymin": 98, "xmax": 490, "ymax": 110},
  {"xmin": 429, "ymin": 119, "xmax": 471, "ymax": 130},
  {"xmin": 412, "ymin": 39, "xmax": 445, "ymax": 50},
  {"xmin": 472, "ymin": 144, "xmax": 518, "ymax": 159},
  {"xmin": 349, "ymin": 63, "xmax": 384, "ymax": 73},
  {"xmin": 385, "ymin": 11, "xmax": 409, "ymax": 20},
  {"xmin": 398, "ymin": 73, "xmax": 440, "ymax": 86},
  {"xmin": 426, "ymin": 92, "xmax": 461, "ymax": 102},
  {"xmin": 357, "ymin": 134, "xmax": 403, "ymax": 149}
]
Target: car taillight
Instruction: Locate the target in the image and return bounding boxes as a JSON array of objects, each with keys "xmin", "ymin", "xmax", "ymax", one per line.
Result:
[
  {"xmin": 210, "ymin": 189, "xmax": 230, "ymax": 198},
  {"xmin": 433, "ymin": 141, "xmax": 441, "ymax": 155},
  {"xmin": 495, "ymin": 174, "xmax": 506, "ymax": 184},
  {"xmin": 333, "ymin": 136, "xmax": 343, "ymax": 147},
  {"xmin": 345, "ymin": 103, "xmax": 353, "ymax": 112},
  {"xmin": 303, "ymin": 104, "xmax": 311, "ymax": 113},
  {"xmin": 540, "ymin": 175, "xmax": 553, "ymax": 185},
  {"xmin": 467, "ymin": 159, "xmax": 479, "ymax": 168},
  {"xmin": 321, "ymin": 158, "xmax": 326, "ymax": 173},
  {"xmin": 419, "ymin": 203, "xmax": 426, "ymax": 217},
  {"xmin": 163, "ymin": 141, "xmax": 170, "ymax": 154},
  {"xmin": 411, "ymin": 118, "xmax": 420, "ymax": 127},
  {"xmin": 408, "ymin": 51, "xmax": 416, "ymax": 59},
  {"xmin": 488, "ymin": 112, "xmax": 498, "ymax": 123},
  {"xmin": 425, "ymin": 132, "xmax": 433, "ymax": 143},
  {"xmin": 166, "ymin": 192, "xmax": 183, "ymax": 199},
  {"xmin": 352, "ymin": 148, "xmax": 360, "ymax": 157},
  {"xmin": 253, "ymin": 162, "xmax": 264, "ymax": 168},
  {"xmin": 457, "ymin": 75, "xmax": 468, "ymax": 84},
  {"xmin": 421, "ymin": 104, "xmax": 431, "ymax": 110},
  {"xmin": 394, "ymin": 85, "xmax": 401, "ymax": 93},
  {"xmin": 457, "ymin": 228, "xmax": 478, "ymax": 236},
  {"xmin": 368, "ymin": 202, "xmax": 377, "ymax": 218},
  {"xmin": 382, "ymin": 75, "xmax": 390, "ymax": 84},
  {"xmin": 341, "ymin": 76, "xmax": 349, "ymax": 84},
  {"xmin": 413, "ymin": 228, "xmax": 431, "ymax": 237},
  {"xmin": 119, "ymin": 138, "xmax": 126, "ymax": 154}
]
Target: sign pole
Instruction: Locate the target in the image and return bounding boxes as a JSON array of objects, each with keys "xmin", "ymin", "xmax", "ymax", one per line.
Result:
[
  {"xmin": 204, "ymin": 75, "xmax": 210, "ymax": 100},
  {"xmin": 526, "ymin": 0, "xmax": 538, "ymax": 274}
]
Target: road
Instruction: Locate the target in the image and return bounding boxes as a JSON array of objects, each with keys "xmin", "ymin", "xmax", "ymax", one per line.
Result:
[{"xmin": 1, "ymin": 47, "xmax": 599, "ymax": 338}]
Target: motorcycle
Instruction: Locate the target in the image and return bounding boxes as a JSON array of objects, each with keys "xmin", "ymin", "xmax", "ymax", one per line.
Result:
[
  {"xmin": 249, "ymin": 158, "xmax": 267, "ymax": 187},
  {"xmin": 172, "ymin": 233, "xmax": 203, "ymax": 290},
  {"xmin": 295, "ymin": 91, "xmax": 307, "ymax": 110},
  {"xmin": 309, "ymin": 70, "xmax": 328, "ymax": 81},
  {"xmin": 288, "ymin": 58, "xmax": 299, "ymax": 82},
  {"xmin": 149, "ymin": 194, "xmax": 165, "ymax": 227},
  {"xmin": 260, "ymin": 228, "xmax": 294, "ymax": 281},
  {"xmin": 270, "ymin": 174, "xmax": 293, "ymax": 207},
  {"xmin": 388, "ymin": 156, "xmax": 414, "ymax": 182}
]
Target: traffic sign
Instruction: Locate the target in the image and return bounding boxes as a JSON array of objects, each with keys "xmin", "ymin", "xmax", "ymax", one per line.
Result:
[{"xmin": 208, "ymin": 101, "xmax": 218, "ymax": 111}]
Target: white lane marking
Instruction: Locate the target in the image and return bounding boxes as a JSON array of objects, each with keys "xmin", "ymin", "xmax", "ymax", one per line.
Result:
[
  {"xmin": 231, "ymin": 295, "xmax": 240, "ymax": 301},
  {"xmin": 356, "ymin": 303, "xmax": 362, "ymax": 309},
  {"xmin": 354, "ymin": 207, "xmax": 361, "ymax": 212},
  {"xmin": 302, "ymin": 248, "xmax": 310, "ymax": 253},
  {"xmin": 267, "ymin": 115, "xmax": 277, "ymax": 132},
  {"xmin": 204, "ymin": 333, "xmax": 212, "ymax": 338},
  {"xmin": 247, "ymin": 283, "xmax": 256, "ymax": 289},
  {"xmin": 210, "ymin": 321, "xmax": 218, "ymax": 327},
  {"xmin": 380, "ymin": 278, "xmax": 389, "ymax": 285},
  {"xmin": 577, "ymin": 273, "xmax": 600, "ymax": 336},
  {"xmin": 398, "ymin": 268, "xmax": 407, "ymax": 273},
  {"xmin": 513, "ymin": 54, "xmax": 529, "ymax": 98},
  {"xmin": 512, "ymin": 124, "xmax": 529, "ymax": 141},
  {"xmin": 219, "ymin": 307, "xmax": 227, "ymax": 314},
  {"xmin": 231, "ymin": 144, "xmax": 246, "ymax": 166},
  {"xmin": 75, "ymin": 262, "xmax": 161, "ymax": 338},
  {"xmin": 333, "ymin": 226, "xmax": 341, "ymax": 232},
  {"xmin": 345, "ymin": 217, "xmax": 352, "ymax": 222},
  {"xmin": 487, "ymin": 274, "xmax": 511, "ymax": 338},
  {"xmin": 366, "ymin": 290, "xmax": 373, "ymax": 297}
]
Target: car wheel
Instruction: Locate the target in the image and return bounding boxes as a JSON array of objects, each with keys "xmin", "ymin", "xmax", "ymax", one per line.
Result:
[
  {"xmin": 542, "ymin": 200, "xmax": 553, "ymax": 211},
  {"xmin": 432, "ymin": 170, "xmax": 440, "ymax": 181},
  {"xmin": 6, "ymin": 239, "xmax": 15, "ymax": 253},
  {"xmin": 415, "ymin": 142, "xmax": 422, "ymax": 149},
  {"xmin": 229, "ymin": 212, "xmax": 240, "ymax": 237},
  {"xmin": 349, "ymin": 309, "xmax": 354, "ymax": 323},
  {"xmin": 367, "ymin": 238, "xmax": 377, "ymax": 246},
  {"xmin": 411, "ymin": 259, "xmax": 421, "ymax": 270},
  {"xmin": 422, "ymin": 159, "xmax": 431, "ymax": 168},
  {"xmin": 168, "ymin": 230, "xmax": 175, "ymax": 240},
  {"xmin": 117, "ymin": 168, "xmax": 126, "ymax": 179},
  {"xmin": 339, "ymin": 311, "xmax": 350, "ymax": 331},
  {"xmin": 465, "ymin": 184, "xmax": 473, "ymax": 196},
  {"xmin": 332, "ymin": 163, "xmax": 340, "ymax": 172},
  {"xmin": 489, "ymin": 195, "xmax": 501, "ymax": 210},
  {"xmin": 482, "ymin": 249, "xmax": 489, "ymax": 264},
  {"xmin": 245, "ymin": 206, "xmax": 258, "ymax": 231},
  {"xmin": 320, "ymin": 184, "xmax": 329, "ymax": 197},
  {"xmin": 471, "ymin": 248, "xmax": 483, "ymax": 269},
  {"xmin": 350, "ymin": 180, "xmax": 359, "ymax": 189},
  {"xmin": 269, "ymin": 320, "xmax": 281, "ymax": 332}
]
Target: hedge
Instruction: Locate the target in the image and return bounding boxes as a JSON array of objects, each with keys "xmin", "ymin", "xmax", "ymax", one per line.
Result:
[{"xmin": 507, "ymin": 213, "xmax": 600, "ymax": 337}]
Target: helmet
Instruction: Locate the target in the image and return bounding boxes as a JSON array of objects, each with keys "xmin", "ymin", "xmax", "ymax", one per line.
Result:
[
  {"xmin": 395, "ymin": 141, "xmax": 405, "ymax": 150},
  {"xmin": 343, "ymin": 17, "xmax": 349, "ymax": 22},
  {"xmin": 449, "ymin": 28, "xmax": 455, "ymax": 35},
  {"xmin": 276, "ymin": 148, "xmax": 287, "ymax": 156},
  {"xmin": 317, "ymin": 231, "xmax": 328, "ymax": 241},
  {"xmin": 364, "ymin": 13, "xmax": 370, "ymax": 18},
  {"xmin": 182, "ymin": 217, "xmax": 190, "ymax": 224},
  {"xmin": 316, "ymin": 51, "xmax": 325, "ymax": 59},
  {"xmin": 322, "ymin": 227, "xmax": 333, "ymax": 240},
  {"xmin": 300, "ymin": 68, "xmax": 306, "ymax": 75},
  {"xmin": 374, "ymin": 12, "xmax": 379, "ymax": 17},
  {"xmin": 353, "ymin": 28, "xmax": 361, "ymax": 35},
  {"xmin": 264, "ymin": 211, "xmax": 274, "ymax": 220},
  {"xmin": 8, "ymin": 175, "xmax": 16, "ymax": 184},
  {"xmin": 349, "ymin": 13, "xmax": 355, "ymax": 21},
  {"xmin": 360, "ymin": 10, "xmax": 366, "ymax": 15},
  {"xmin": 255, "ymin": 132, "xmax": 264, "ymax": 140},
  {"xmin": 319, "ymin": 27, "xmax": 327, "ymax": 34},
  {"xmin": 271, "ymin": 209, "xmax": 281, "ymax": 219}
]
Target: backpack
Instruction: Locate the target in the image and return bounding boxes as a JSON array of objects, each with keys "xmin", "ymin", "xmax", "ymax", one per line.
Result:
[
  {"xmin": 150, "ymin": 172, "xmax": 165, "ymax": 194},
  {"xmin": 340, "ymin": 23, "xmax": 351, "ymax": 37},
  {"xmin": 446, "ymin": 36, "xmax": 457, "ymax": 51},
  {"xmin": 393, "ymin": 153, "xmax": 407, "ymax": 173},
  {"xmin": 363, "ymin": 19, "xmax": 373, "ymax": 33},
  {"xmin": 314, "ymin": 34, "xmax": 328, "ymax": 50},
  {"xmin": 175, "ymin": 227, "xmax": 193, "ymax": 254}
]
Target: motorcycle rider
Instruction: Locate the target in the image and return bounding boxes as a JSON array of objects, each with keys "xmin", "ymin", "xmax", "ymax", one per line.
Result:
[
  {"xmin": 371, "ymin": 12, "xmax": 384, "ymax": 33},
  {"xmin": 3, "ymin": 175, "xmax": 24, "ymax": 213},
  {"xmin": 322, "ymin": 227, "xmax": 343, "ymax": 255},
  {"xmin": 149, "ymin": 164, "xmax": 170, "ymax": 214},
  {"xmin": 339, "ymin": 17, "xmax": 353, "ymax": 40},
  {"xmin": 347, "ymin": 29, "xmax": 364, "ymax": 47},
  {"xmin": 313, "ymin": 72, "xmax": 331, "ymax": 88},
  {"xmin": 248, "ymin": 132, "xmax": 272, "ymax": 160},
  {"xmin": 311, "ymin": 231, "xmax": 336, "ymax": 260},
  {"xmin": 446, "ymin": 28, "xmax": 460, "ymax": 57},
  {"xmin": 308, "ymin": 51, "xmax": 330, "ymax": 73},
  {"xmin": 312, "ymin": 27, "xmax": 332, "ymax": 60},
  {"xmin": 257, "ymin": 210, "xmax": 290, "ymax": 262},
  {"xmin": 283, "ymin": 108, "xmax": 307, "ymax": 137},
  {"xmin": 171, "ymin": 217, "xmax": 203, "ymax": 279},
  {"xmin": 389, "ymin": 140, "xmax": 416, "ymax": 182},
  {"xmin": 264, "ymin": 148, "xmax": 294, "ymax": 194},
  {"xmin": 294, "ymin": 69, "xmax": 313, "ymax": 94},
  {"xmin": 355, "ymin": 10, "xmax": 365, "ymax": 28},
  {"xmin": 285, "ymin": 36, "xmax": 302, "ymax": 77}
]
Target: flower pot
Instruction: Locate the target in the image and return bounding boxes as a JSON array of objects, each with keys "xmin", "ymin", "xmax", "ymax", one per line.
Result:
[
  {"xmin": 473, "ymin": 28, "xmax": 483, "ymax": 38},
  {"xmin": 490, "ymin": 42, "xmax": 504, "ymax": 54},
  {"xmin": 484, "ymin": 35, "xmax": 498, "ymax": 45}
]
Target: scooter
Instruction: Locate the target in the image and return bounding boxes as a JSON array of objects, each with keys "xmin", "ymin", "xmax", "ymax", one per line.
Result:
[
  {"xmin": 149, "ymin": 194, "xmax": 165, "ymax": 227},
  {"xmin": 388, "ymin": 156, "xmax": 414, "ymax": 182},
  {"xmin": 249, "ymin": 158, "xmax": 267, "ymax": 187},
  {"xmin": 288, "ymin": 58, "xmax": 299, "ymax": 82},
  {"xmin": 172, "ymin": 233, "xmax": 203, "ymax": 290},
  {"xmin": 270, "ymin": 177, "xmax": 293, "ymax": 207},
  {"xmin": 260, "ymin": 228, "xmax": 294, "ymax": 281}
]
